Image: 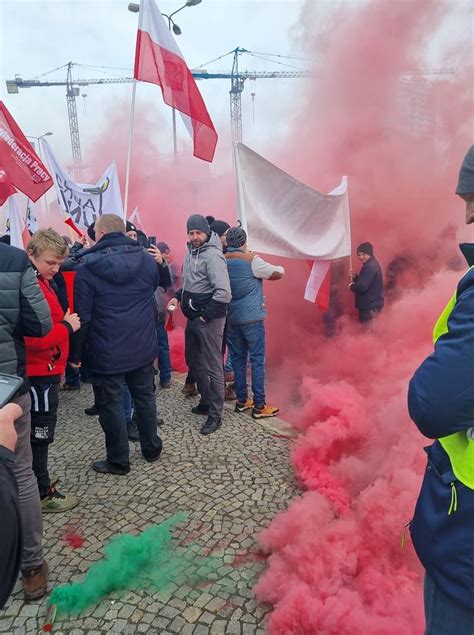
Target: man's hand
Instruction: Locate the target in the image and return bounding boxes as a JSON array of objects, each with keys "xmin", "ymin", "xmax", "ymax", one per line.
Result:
[
  {"xmin": 349, "ymin": 269, "xmax": 356, "ymax": 280},
  {"xmin": 148, "ymin": 245, "xmax": 163, "ymax": 264},
  {"xmin": 63, "ymin": 309, "xmax": 81, "ymax": 333},
  {"xmin": 80, "ymin": 235, "xmax": 90, "ymax": 248},
  {"xmin": 0, "ymin": 403, "xmax": 21, "ymax": 452},
  {"xmin": 167, "ymin": 298, "xmax": 178, "ymax": 312}
]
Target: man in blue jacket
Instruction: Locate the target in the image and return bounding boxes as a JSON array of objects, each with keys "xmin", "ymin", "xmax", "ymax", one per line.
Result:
[
  {"xmin": 349, "ymin": 242, "xmax": 384, "ymax": 323},
  {"xmin": 408, "ymin": 146, "xmax": 474, "ymax": 634},
  {"xmin": 70, "ymin": 214, "xmax": 163, "ymax": 475}
]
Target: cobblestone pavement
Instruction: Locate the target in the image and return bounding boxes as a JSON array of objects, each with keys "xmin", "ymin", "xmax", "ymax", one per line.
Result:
[{"xmin": 1, "ymin": 374, "xmax": 298, "ymax": 635}]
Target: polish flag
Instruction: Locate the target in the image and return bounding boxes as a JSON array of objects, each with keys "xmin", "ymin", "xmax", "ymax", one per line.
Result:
[
  {"xmin": 304, "ymin": 260, "xmax": 331, "ymax": 310},
  {"xmin": 134, "ymin": 0, "xmax": 218, "ymax": 162}
]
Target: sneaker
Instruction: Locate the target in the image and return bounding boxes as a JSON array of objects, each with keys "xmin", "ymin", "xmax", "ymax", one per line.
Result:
[
  {"xmin": 41, "ymin": 487, "xmax": 79, "ymax": 513},
  {"xmin": 60, "ymin": 383, "xmax": 80, "ymax": 391},
  {"xmin": 22, "ymin": 561, "xmax": 48, "ymax": 601},
  {"xmin": 252, "ymin": 404, "xmax": 280, "ymax": 419},
  {"xmin": 182, "ymin": 383, "xmax": 198, "ymax": 397},
  {"xmin": 160, "ymin": 381, "xmax": 171, "ymax": 389},
  {"xmin": 235, "ymin": 398, "xmax": 254, "ymax": 413},
  {"xmin": 225, "ymin": 385, "xmax": 237, "ymax": 401},
  {"xmin": 192, "ymin": 403, "xmax": 210, "ymax": 415},
  {"xmin": 84, "ymin": 404, "xmax": 99, "ymax": 416}
]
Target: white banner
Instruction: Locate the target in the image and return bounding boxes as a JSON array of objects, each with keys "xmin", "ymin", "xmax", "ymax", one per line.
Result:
[
  {"xmin": 129, "ymin": 206, "xmax": 144, "ymax": 230},
  {"xmin": 41, "ymin": 139, "xmax": 124, "ymax": 229},
  {"xmin": 235, "ymin": 142, "xmax": 351, "ymax": 260},
  {"xmin": 8, "ymin": 195, "xmax": 29, "ymax": 249}
]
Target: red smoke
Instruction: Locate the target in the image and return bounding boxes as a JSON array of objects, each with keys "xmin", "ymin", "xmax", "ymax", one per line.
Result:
[
  {"xmin": 252, "ymin": 1, "xmax": 473, "ymax": 633},
  {"xmin": 80, "ymin": 2, "xmax": 472, "ymax": 632}
]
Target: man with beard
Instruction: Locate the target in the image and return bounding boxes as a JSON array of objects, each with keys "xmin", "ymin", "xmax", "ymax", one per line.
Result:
[{"xmin": 168, "ymin": 214, "xmax": 231, "ymax": 435}]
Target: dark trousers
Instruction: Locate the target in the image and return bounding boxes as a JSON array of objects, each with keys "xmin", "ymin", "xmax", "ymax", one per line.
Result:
[
  {"xmin": 92, "ymin": 364, "xmax": 162, "ymax": 468},
  {"xmin": 30, "ymin": 383, "xmax": 59, "ymax": 498},
  {"xmin": 359, "ymin": 307, "xmax": 383, "ymax": 324},
  {"xmin": 185, "ymin": 317, "xmax": 226, "ymax": 423}
]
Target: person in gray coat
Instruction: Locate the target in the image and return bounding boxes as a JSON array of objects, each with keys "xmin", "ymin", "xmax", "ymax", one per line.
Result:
[
  {"xmin": 0, "ymin": 241, "xmax": 52, "ymax": 601},
  {"xmin": 168, "ymin": 214, "xmax": 231, "ymax": 435}
]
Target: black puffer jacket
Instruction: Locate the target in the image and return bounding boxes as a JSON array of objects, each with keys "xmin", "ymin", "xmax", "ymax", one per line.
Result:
[{"xmin": 0, "ymin": 243, "xmax": 52, "ymax": 393}]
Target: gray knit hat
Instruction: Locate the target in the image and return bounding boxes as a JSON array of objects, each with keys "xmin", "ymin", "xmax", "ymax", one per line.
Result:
[
  {"xmin": 226, "ymin": 226, "xmax": 247, "ymax": 248},
  {"xmin": 456, "ymin": 146, "xmax": 474, "ymax": 195},
  {"xmin": 186, "ymin": 214, "xmax": 210, "ymax": 235}
]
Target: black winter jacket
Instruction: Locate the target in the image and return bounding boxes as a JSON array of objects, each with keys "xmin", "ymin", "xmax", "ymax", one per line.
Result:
[
  {"xmin": 69, "ymin": 233, "xmax": 162, "ymax": 374},
  {"xmin": 350, "ymin": 256, "xmax": 384, "ymax": 310},
  {"xmin": 0, "ymin": 244, "xmax": 52, "ymax": 393},
  {"xmin": 0, "ymin": 446, "xmax": 21, "ymax": 609}
]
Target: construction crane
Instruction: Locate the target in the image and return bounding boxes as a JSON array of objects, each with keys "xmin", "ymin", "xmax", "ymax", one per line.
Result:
[{"xmin": 5, "ymin": 49, "xmax": 312, "ymax": 164}]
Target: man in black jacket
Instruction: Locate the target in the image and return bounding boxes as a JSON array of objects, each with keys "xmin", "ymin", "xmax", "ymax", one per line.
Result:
[
  {"xmin": 69, "ymin": 214, "xmax": 164, "ymax": 475},
  {"xmin": 0, "ymin": 241, "xmax": 52, "ymax": 601},
  {"xmin": 349, "ymin": 242, "xmax": 384, "ymax": 323},
  {"xmin": 0, "ymin": 401, "xmax": 22, "ymax": 609}
]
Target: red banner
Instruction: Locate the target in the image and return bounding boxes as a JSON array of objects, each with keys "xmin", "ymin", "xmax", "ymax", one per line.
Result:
[{"xmin": 0, "ymin": 101, "xmax": 53, "ymax": 202}]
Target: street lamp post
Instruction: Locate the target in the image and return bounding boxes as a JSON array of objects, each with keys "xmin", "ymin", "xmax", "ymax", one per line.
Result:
[
  {"xmin": 26, "ymin": 132, "xmax": 53, "ymax": 160},
  {"xmin": 128, "ymin": 0, "xmax": 202, "ymax": 157}
]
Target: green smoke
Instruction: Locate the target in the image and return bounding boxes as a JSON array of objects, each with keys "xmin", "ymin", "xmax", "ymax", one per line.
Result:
[{"xmin": 50, "ymin": 513, "xmax": 219, "ymax": 616}]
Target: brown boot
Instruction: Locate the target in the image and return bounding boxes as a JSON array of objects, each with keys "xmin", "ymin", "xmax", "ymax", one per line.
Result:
[
  {"xmin": 22, "ymin": 561, "xmax": 48, "ymax": 601},
  {"xmin": 182, "ymin": 383, "xmax": 198, "ymax": 397}
]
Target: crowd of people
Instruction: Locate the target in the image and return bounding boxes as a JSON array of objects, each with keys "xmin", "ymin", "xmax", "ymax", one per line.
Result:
[
  {"xmin": 1, "ymin": 144, "xmax": 473, "ymax": 633},
  {"xmin": 0, "ymin": 210, "xmax": 286, "ymax": 605}
]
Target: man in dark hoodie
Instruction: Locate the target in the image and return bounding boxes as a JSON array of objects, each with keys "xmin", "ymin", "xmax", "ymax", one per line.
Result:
[
  {"xmin": 408, "ymin": 146, "xmax": 474, "ymax": 634},
  {"xmin": 349, "ymin": 242, "xmax": 384, "ymax": 323},
  {"xmin": 168, "ymin": 214, "xmax": 231, "ymax": 435},
  {"xmin": 69, "ymin": 214, "xmax": 163, "ymax": 475}
]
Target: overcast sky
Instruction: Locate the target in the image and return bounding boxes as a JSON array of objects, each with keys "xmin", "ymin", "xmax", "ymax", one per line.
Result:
[{"xmin": 0, "ymin": 0, "xmax": 314, "ymax": 171}]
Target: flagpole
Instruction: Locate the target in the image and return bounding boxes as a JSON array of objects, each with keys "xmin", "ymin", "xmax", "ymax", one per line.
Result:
[{"xmin": 124, "ymin": 79, "xmax": 138, "ymax": 221}]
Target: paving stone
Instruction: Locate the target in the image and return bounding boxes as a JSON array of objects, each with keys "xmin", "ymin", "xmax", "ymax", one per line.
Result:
[{"xmin": 1, "ymin": 378, "xmax": 297, "ymax": 634}]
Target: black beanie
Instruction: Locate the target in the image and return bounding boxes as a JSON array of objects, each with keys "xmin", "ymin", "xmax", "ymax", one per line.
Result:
[
  {"xmin": 210, "ymin": 219, "xmax": 230, "ymax": 237},
  {"xmin": 87, "ymin": 222, "xmax": 96, "ymax": 241},
  {"xmin": 126, "ymin": 221, "xmax": 137, "ymax": 233},
  {"xmin": 357, "ymin": 242, "xmax": 374, "ymax": 256},
  {"xmin": 456, "ymin": 146, "xmax": 474, "ymax": 195},
  {"xmin": 226, "ymin": 226, "xmax": 247, "ymax": 248},
  {"xmin": 186, "ymin": 214, "xmax": 210, "ymax": 235}
]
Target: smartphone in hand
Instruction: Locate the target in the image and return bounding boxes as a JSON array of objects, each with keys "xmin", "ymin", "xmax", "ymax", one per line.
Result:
[{"xmin": 0, "ymin": 375, "xmax": 23, "ymax": 408}]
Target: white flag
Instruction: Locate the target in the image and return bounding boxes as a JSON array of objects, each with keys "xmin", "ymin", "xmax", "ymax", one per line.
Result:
[
  {"xmin": 41, "ymin": 139, "xmax": 124, "ymax": 230},
  {"xmin": 235, "ymin": 142, "xmax": 351, "ymax": 260},
  {"xmin": 8, "ymin": 195, "xmax": 29, "ymax": 249},
  {"xmin": 25, "ymin": 200, "xmax": 39, "ymax": 232},
  {"xmin": 129, "ymin": 206, "xmax": 144, "ymax": 230}
]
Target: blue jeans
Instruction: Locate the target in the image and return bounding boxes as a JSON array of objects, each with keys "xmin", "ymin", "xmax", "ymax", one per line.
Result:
[
  {"xmin": 424, "ymin": 574, "xmax": 474, "ymax": 634},
  {"xmin": 156, "ymin": 323, "xmax": 172, "ymax": 385},
  {"xmin": 227, "ymin": 321, "xmax": 265, "ymax": 406},
  {"xmin": 123, "ymin": 382, "xmax": 132, "ymax": 423}
]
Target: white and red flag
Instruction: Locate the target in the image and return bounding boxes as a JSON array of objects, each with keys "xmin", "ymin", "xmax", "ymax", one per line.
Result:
[
  {"xmin": 234, "ymin": 143, "xmax": 351, "ymax": 309},
  {"xmin": 134, "ymin": 0, "xmax": 218, "ymax": 162}
]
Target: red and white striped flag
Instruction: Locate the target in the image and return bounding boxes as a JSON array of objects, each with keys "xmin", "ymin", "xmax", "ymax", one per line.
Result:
[{"xmin": 134, "ymin": 0, "xmax": 218, "ymax": 162}]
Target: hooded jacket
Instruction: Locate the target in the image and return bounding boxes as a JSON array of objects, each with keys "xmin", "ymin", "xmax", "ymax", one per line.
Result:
[
  {"xmin": 180, "ymin": 231, "xmax": 231, "ymax": 321},
  {"xmin": 69, "ymin": 232, "xmax": 160, "ymax": 374},
  {"xmin": 408, "ymin": 243, "xmax": 474, "ymax": 610},
  {"xmin": 25, "ymin": 275, "xmax": 72, "ymax": 380}
]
